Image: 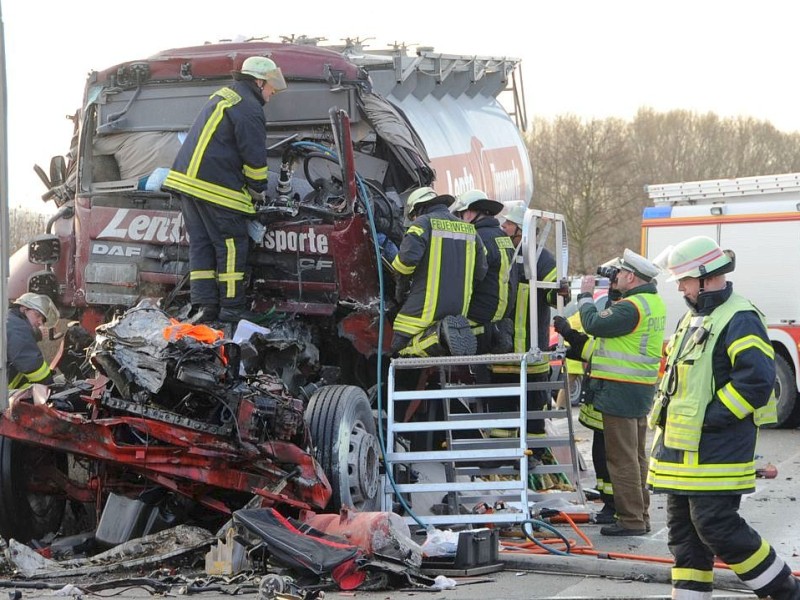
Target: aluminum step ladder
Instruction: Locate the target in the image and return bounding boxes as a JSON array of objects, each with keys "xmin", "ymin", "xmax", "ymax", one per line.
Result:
[
  {"xmin": 382, "ymin": 352, "xmax": 585, "ymax": 527},
  {"xmin": 380, "ymin": 209, "xmax": 584, "ymax": 527}
]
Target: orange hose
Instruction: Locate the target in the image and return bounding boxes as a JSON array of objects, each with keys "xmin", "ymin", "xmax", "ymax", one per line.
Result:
[{"xmin": 500, "ymin": 511, "xmax": 800, "ymax": 577}]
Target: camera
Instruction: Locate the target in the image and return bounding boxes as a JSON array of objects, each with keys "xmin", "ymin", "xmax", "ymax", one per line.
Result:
[{"xmin": 596, "ymin": 265, "xmax": 620, "ymax": 281}]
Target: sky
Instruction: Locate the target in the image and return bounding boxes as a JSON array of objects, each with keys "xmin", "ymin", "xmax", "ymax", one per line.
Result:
[{"xmin": 3, "ymin": 0, "xmax": 800, "ymax": 212}]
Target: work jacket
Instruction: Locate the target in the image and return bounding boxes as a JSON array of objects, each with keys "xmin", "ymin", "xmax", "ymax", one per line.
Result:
[
  {"xmin": 7, "ymin": 307, "xmax": 52, "ymax": 389},
  {"xmin": 491, "ymin": 247, "xmax": 557, "ymax": 376},
  {"xmin": 579, "ymin": 282, "xmax": 666, "ymax": 418},
  {"xmin": 391, "ymin": 204, "xmax": 487, "ymax": 337},
  {"xmin": 648, "ymin": 284, "xmax": 777, "ymax": 494},
  {"xmin": 164, "ymin": 80, "xmax": 268, "ymax": 214},
  {"xmin": 467, "ymin": 217, "xmax": 517, "ymax": 325},
  {"xmin": 574, "ymin": 317, "xmax": 603, "ymax": 431}
]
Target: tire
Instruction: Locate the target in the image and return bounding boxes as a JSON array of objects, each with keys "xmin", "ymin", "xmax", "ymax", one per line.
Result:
[
  {"xmin": 551, "ymin": 371, "xmax": 582, "ymax": 407},
  {"xmin": 0, "ymin": 437, "xmax": 67, "ymax": 542},
  {"xmin": 568, "ymin": 374, "xmax": 582, "ymax": 407},
  {"xmin": 305, "ymin": 385, "xmax": 381, "ymax": 512},
  {"xmin": 766, "ymin": 354, "xmax": 800, "ymax": 429}
]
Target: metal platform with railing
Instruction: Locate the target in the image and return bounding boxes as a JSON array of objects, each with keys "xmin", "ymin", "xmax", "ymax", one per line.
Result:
[{"xmin": 381, "ymin": 210, "xmax": 584, "ymax": 527}]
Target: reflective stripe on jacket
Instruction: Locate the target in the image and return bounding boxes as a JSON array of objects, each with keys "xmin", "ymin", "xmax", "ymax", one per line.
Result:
[
  {"xmin": 589, "ymin": 293, "xmax": 665, "ymax": 385},
  {"xmin": 509, "ymin": 248, "xmax": 557, "ymax": 361},
  {"xmin": 489, "ymin": 249, "xmax": 557, "ymax": 376},
  {"xmin": 579, "ymin": 401, "xmax": 604, "ymax": 431},
  {"xmin": 655, "ymin": 294, "xmax": 776, "ymax": 452},
  {"xmin": 392, "ymin": 205, "xmax": 487, "ymax": 337},
  {"xmin": 648, "ymin": 291, "xmax": 777, "ymax": 494},
  {"xmin": 164, "ymin": 81, "xmax": 268, "ymax": 214},
  {"xmin": 467, "ymin": 218, "xmax": 517, "ymax": 325},
  {"xmin": 6, "ymin": 308, "xmax": 52, "ymax": 389}
]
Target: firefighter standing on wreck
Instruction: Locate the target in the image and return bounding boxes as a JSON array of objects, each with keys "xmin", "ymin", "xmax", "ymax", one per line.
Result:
[
  {"xmin": 648, "ymin": 236, "xmax": 800, "ymax": 600},
  {"xmin": 163, "ymin": 56, "xmax": 287, "ymax": 323},
  {"xmin": 390, "ymin": 186, "xmax": 488, "ymax": 356},
  {"xmin": 6, "ymin": 293, "xmax": 60, "ymax": 389}
]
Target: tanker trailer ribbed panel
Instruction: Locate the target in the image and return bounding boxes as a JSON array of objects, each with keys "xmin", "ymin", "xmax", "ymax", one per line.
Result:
[{"xmin": 389, "ymin": 93, "xmax": 531, "ymax": 203}]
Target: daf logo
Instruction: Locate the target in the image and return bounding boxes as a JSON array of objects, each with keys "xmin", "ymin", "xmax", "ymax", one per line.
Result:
[
  {"xmin": 263, "ymin": 227, "xmax": 329, "ymax": 254},
  {"xmin": 91, "ymin": 242, "xmax": 143, "ymax": 257}
]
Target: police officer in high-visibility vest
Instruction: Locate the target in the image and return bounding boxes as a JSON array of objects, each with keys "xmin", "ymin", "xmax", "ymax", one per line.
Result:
[
  {"xmin": 390, "ymin": 187, "xmax": 488, "ymax": 357},
  {"xmin": 6, "ymin": 293, "xmax": 60, "ymax": 390},
  {"xmin": 555, "ymin": 249, "xmax": 665, "ymax": 536},
  {"xmin": 562, "ymin": 309, "xmax": 617, "ymax": 524},
  {"xmin": 648, "ymin": 236, "xmax": 800, "ymax": 600},
  {"xmin": 164, "ymin": 56, "xmax": 287, "ymax": 323}
]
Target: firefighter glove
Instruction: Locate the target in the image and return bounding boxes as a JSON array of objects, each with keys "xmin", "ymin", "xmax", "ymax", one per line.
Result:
[
  {"xmin": 249, "ymin": 188, "xmax": 270, "ymax": 210},
  {"xmin": 394, "ymin": 274, "xmax": 411, "ymax": 305},
  {"xmin": 554, "ymin": 316, "xmax": 589, "ymax": 353},
  {"xmin": 553, "ymin": 316, "xmax": 572, "ymax": 336}
]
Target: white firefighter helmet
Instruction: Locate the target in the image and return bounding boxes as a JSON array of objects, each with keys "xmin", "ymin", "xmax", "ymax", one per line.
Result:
[
  {"xmin": 665, "ymin": 236, "xmax": 735, "ymax": 281},
  {"xmin": 13, "ymin": 292, "xmax": 60, "ymax": 327},
  {"xmin": 240, "ymin": 56, "xmax": 287, "ymax": 91},
  {"xmin": 503, "ymin": 202, "xmax": 527, "ymax": 227},
  {"xmin": 452, "ymin": 189, "xmax": 504, "ymax": 216},
  {"xmin": 406, "ymin": 186, "xmax": 454, "ymax": 215}
]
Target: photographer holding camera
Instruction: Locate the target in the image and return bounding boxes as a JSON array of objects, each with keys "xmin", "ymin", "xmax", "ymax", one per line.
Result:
[{"xmin": 554, "ymin": 249, "xmax": 665, "ymax": 536}]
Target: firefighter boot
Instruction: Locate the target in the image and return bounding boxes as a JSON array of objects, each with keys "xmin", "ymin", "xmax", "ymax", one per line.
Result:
[
  {"xmin": 594, "ymin": 504, "xmax": 617, "ymax": 525},
  {"xmin": 191, "ymin": 304, "xmax": 219, "ymax": 323},
  {"xmin": 219, "ymin": 305, "xmax": 262, "ymax": 323},
  {"xmin": 439, "ymin": 315, "xmax": 477, "ymax": 356},
  {"xmin": 769, "ymin": 575, "xmax": 800, "ymax": 600}
]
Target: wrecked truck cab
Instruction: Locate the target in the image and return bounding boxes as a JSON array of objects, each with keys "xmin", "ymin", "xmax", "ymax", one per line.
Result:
[
  {"xmin": 0, "ymin": 303, "xmax": 381, "ymax": 543},
  {"xmin": 11, "ymin": 38, "xmax": 531, "ymax": 382},
  {"xmin": 3, "ymin": 37, "xmax": 532, "ymax": 543}
]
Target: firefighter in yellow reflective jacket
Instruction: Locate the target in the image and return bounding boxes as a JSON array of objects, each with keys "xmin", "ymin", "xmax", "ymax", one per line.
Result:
[
  {"xmin": 6, "ymin": 293, "xmax": 60, "ymax": 389},
  {"xmin": 555, "ymin": 249, "xmax": 665, "ymax": 536},
  {"xmin": 495, "ymin": 202, "xmax": 568, "ymax": 437},
  {"xmin": 164, "ymin": 56, "xmax": 287, "ymax": 323},
  {"xmin": 390, "ymin": 187, "xmax": 488, "ymax": 357},
  {"xmin": 648, "ymin": 236, "xmax": 799, "ymax": 600},
  {"xmin": 452, "ymin": 190, "xmax": 517, "ymax": 357}
]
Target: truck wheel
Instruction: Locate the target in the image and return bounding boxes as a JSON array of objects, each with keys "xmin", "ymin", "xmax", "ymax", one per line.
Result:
[
  {"xmin": 305, "ymin": 385, "xmax": 380, "ymax": 512},
  {"xmin": 767, "ymin": 354, "xmax": 800, "ymax": 428},
  {"xmin": 0, "ymin": 437, "xmax": 67, "ymax": 542},
  {"xmin": 568, "ymin": 375, "xmax": 582, "ymax": 407}
]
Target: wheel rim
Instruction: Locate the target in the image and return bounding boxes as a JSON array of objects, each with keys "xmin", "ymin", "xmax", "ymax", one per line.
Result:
[
  {"xmin": 259, "ymin": 574, "xmax": 286, "ymax": 599},
  {"xmin": 569, "ymin": 380, "xmax": 581, "ymax": 405},
  {"xmin": 347, "ymin": 421, "xmax": 380, "ymax": 509}
]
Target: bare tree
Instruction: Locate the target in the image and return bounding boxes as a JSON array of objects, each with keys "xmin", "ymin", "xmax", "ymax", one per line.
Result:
[
  {"xmin": 530, "ymin": 115, "xmax": 635, "ymax": 274},
  {"xmin": 9, "ymin": 208, "xmax": 47, "ymax": 254},
  {"xmin": 530, "ymin": 109, "xmax": 800, "ymax": 272}
]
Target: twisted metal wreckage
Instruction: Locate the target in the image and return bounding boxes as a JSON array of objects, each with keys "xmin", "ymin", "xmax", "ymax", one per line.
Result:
[
  {"xmin": 0, "ymin": 305, "xmax": 428, "ymax": 597},
  {"xmin": 0, "ymin": 36, "xmax": 534, "ymax": 596}
]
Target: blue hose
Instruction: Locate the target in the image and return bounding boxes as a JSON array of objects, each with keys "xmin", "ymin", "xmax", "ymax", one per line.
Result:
[{"xmin": 289, "ymin": 141, "xmax": 427, "ymax": 528}]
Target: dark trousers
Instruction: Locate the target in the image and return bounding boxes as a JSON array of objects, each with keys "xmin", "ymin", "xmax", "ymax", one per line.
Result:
[
  {"xmin": 667, "ymin": 494, "xmax": 794, "ymax": 598},
  {"xmin": 180, "ymin": 194, "xmax": 249, "ymax": 308},
  {"xmin": 591, "ymin": 429, "xmax": 614, "ymax": 510},
  {"xmin": 491, "ymin": 370, "xmax": 549, "ymax": 436},
  {"xmin": 602, "ymin": 414, "xmax": 648, "ymax": 530}
]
